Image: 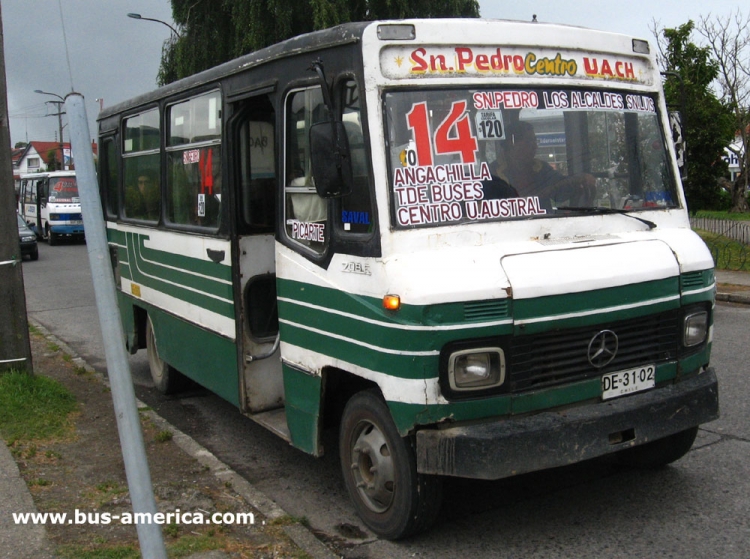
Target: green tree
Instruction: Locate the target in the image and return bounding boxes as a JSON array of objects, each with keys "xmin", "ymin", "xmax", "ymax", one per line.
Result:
[
  {"xmin": 158, "ymin": 0, "xmax": 479, "ymax": 85},
  {"xmin": 656, "ymin": 21, "xmax": 735, "ymax": 213},
  {"xmin": 46, "ymin": 148, "xmax": 62, "ymax": 171}
]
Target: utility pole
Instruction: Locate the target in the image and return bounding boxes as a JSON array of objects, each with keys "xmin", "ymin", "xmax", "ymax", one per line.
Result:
[
  {"xmin": 48, "ymin": 101, "xmax": 65, "ymax": 169},
  {"xmin": 35, "ymin": 90, "xmax": 66, "ymax": 170},
  {"xmin": 0, "ymin": 3, "xmax": 33, "ymax": 374}
]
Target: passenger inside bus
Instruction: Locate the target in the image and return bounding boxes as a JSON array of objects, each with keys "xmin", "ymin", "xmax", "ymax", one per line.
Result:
[
  {"xmin": 125, "ymin": 173, "xmax": 160, "ymax": 221},
  {"xmin": 491, "ymin": 121, "xmax": 596, "ymax": 209}
]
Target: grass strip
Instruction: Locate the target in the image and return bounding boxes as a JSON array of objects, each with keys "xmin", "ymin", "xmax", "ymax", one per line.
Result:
[{"xmin": 0, "ymin": 370, "xmax": 77, "ymax": 444}]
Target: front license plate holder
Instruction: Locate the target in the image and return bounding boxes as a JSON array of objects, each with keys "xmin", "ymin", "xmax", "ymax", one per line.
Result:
[{"xmin": 601, "ymin": 364, "xmax": 655, "ymax": 400}]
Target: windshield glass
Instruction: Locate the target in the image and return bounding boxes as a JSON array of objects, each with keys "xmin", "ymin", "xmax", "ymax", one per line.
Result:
[
  {"xmin": 17, "ymin": 213, "xmax": 27, "ymax": 228},
  {"xmin": 385, "ymin": 87, "xmax": 679, "ymax": 229},
  {"xmin": 48, "ymin": 176, "xmax": 79, "ymax": 203}
]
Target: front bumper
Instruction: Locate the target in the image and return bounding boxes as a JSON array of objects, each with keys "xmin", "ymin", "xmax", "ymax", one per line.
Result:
[
  {"xmin": 416, "ymin": 368, "xmax": 719, "ymax": 480},
  {"xmin": 50, "ymin": 224, "xmax": 85, "ymax": 236},
  {"xmin": 20, "ymin": 239, "xmax": 37, "ymax": 256}
]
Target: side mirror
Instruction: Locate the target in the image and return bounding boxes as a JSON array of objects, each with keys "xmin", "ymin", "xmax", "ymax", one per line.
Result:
[
  {"xmin": 669, "ymin": 111, "xmax": 687, "ymax": 181},
  {"xmin": 309, "ymin": 121, "xmax": 352, "ymax": 198}
]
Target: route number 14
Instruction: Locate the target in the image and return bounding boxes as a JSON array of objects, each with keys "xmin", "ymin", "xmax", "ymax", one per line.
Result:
[{"xmin": 406, "ymin": 101, "xmax": 478, "ymax": 166}]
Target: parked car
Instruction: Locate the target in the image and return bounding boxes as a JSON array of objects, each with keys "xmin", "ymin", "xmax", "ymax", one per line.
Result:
[{"xmin": 17, "ymin": 213, "xmax": 38, "ymax": 260}]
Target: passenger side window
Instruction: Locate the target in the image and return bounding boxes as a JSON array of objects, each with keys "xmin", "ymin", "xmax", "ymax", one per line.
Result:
[
  {"xmin": 123, "ymin": 108, "xmax": 161, "ymax": 222},
  {"xmin": 166, "ymin": 91, "xmax": 222, "ymax": 229},
  {"xmin": 101, "ymin": 137, "xmax": 119, "ymax": 218},
  {"xmin": 284, "ymin": 86, "xmax": 329, "ymax": 254}
]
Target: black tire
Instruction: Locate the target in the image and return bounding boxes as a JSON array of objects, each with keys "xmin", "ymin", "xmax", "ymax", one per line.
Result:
[
  {"xmin": 48, "ymin": 230, "xmax": 58, "ymax": 246},
  {"xmin": 146, "ymin": 315, "xmax": 186, "ymax": 395},
  {"xmin": 339, "ymin": 389, "xmax": 442, "ymax": 540},
  {"xmin": 616, "ymin": 427, "xmax": 699, "ymax": 469},
  {"xmin": 30, "ymin": 249, "xmax": 39, "ymax": 261}
]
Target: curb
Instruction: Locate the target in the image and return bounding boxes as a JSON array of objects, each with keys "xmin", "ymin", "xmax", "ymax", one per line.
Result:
[
  {"xmin": 27, "ymin": 319, "xmax": 340, "ymax": 559},
  {"xmin": 716, "ymin": 291, "xmax": 750, "ymax": 305}
]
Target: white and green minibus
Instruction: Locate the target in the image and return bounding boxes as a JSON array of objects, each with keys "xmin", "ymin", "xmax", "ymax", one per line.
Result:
[{"xmin": 98, "ymin": 18, "xmax": 719, "ymax": 539}]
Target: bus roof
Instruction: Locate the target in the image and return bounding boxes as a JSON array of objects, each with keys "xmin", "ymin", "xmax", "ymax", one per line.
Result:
[
  {"xmin": 98, "ymin": 18, "xmax": 651, "ymax": 124},
  {"xmin": 98, "ymin": 21, "xmax": 370, "ymax": 123}
]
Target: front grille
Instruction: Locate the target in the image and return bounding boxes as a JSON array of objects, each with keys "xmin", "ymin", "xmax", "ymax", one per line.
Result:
[{"xmin": 509, "ymin": 310, "xmax": 680, "ymax": 392}]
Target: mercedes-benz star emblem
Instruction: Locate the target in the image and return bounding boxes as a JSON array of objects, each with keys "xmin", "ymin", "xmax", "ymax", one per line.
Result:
[{"xmin": 588, "ymin": 330, "xmax": 618, "ymax": 368}]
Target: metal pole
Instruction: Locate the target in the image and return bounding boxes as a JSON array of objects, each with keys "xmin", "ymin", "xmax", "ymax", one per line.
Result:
[
  {"xmin": 64, "ymin": 92, "xmax": 167, "ymax": 559},
  {"xmin": 57, "ymin": 104, "xmax": 64, "ymax": 169}
]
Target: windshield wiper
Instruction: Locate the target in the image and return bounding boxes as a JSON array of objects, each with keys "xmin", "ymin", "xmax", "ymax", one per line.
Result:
[{"xmin": 561, "ymin": 206, "xmax": 657, "ymax": 230}]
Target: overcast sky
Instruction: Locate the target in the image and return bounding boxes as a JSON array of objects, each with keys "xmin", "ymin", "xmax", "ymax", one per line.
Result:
[{"xmin": 1, "ymin": 0, "xmax": 743, "ymax": 148}]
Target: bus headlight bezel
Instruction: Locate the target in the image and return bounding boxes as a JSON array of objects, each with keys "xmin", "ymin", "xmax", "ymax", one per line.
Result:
[
  {"xmin": 448, "ymin": 347, "xmax": 506, "ymax": 392},
  {"xmin": 683, "ymin": 310, "xmax": 708, "ymax": 347}
]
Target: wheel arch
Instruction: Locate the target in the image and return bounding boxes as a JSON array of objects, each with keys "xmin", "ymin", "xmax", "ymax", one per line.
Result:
[{"xmin": 321, "ymin": 366, "xmax": 381, "ymax": 431}]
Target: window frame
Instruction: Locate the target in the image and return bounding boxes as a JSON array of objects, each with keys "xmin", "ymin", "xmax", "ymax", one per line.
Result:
[
  {"xmin": 164, "ymin": 89, "xmax": 223, "ymax": 233},
  {"xmin": 282, "ymin": 84, "xmax": 331, "ymax": 259},
  {"xmin": 121, "ymin": 105, "xmax": 162, "ymax": 224}
]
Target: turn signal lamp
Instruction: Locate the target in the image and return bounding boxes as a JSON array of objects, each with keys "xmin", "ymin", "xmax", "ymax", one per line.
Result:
[{"xmin": 383, "ymin": 294, "xmax": 401, "ymax": 311}]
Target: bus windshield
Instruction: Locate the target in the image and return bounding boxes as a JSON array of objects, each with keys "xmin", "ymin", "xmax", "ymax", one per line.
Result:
[
  {"xmin": 385, "ymin": 87, "xmax": 680, "ymax": 229},
  {"xmin": 48, "ymin": 176, "xmax": 79, "ymax": 203}
]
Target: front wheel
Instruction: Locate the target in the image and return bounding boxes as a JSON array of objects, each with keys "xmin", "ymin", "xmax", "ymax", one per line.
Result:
[
  {"xmin": 146, "ymin": 315, "xmax": 186, "ymax": 395},
  {"xmin": 616, "ymin": 427, "xmax": 699, "ymax": 469},
  {"xmin": 339, "ymin": 390, "xmax": 442, "ymax": 540}
]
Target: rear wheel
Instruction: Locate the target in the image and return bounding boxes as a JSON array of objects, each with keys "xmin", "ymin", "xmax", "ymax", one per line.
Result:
[
  {"xmin": 146, "ymin": 315, "xmax": 186, "ymax": 394},
  {"xmin": 616, "ymin": 427, "xmax": 699, "ymax": 469},
  {"xmin": 339, "ymin": 390, "xmax": 442, "ymax": 540}
]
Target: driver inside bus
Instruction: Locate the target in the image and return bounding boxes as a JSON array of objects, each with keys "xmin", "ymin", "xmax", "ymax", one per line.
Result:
[{"xmin": 490, "ymin": 121, "xmax": 596, "ymax": 209}]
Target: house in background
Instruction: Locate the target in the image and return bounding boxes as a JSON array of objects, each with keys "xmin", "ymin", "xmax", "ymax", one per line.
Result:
[{"xmin": 12, "ymin": 140, "xmax": 97, "ymax": 194}]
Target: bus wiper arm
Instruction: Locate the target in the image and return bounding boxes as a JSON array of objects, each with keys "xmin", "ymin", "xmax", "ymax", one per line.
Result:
[{"xmin": 563, "ymin": 206, "xmax": 657, "ymax": 230}]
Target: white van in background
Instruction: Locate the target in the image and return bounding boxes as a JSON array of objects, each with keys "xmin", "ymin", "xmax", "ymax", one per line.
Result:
[{"xmin": 18, "ymin": 171, "xmax": 84, "ymax": 244}]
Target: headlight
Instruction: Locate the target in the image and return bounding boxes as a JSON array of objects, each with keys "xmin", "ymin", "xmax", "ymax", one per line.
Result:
[
  {"xmin": 49, "ymin": 213, "xmax": 60, "ymax": 220},
  {"xmin": 448, "ymin": 348, "xmax": 505, "ymax": 391},
  {"xmin": 684, "ymin": 311, "xmax": 708, "ymax": 347},
  {"xmin": 21, "ymin": 235, "xmax": 36, "ymax": 242}
]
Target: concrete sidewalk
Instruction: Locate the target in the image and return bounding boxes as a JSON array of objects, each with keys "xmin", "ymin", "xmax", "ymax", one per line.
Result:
[{"xmin": 0, "ymin": 441, "xmax": 55, "ymax": 559}]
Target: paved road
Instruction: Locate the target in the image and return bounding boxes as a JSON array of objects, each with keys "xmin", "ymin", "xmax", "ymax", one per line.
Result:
[{"xmin": 22, "ymin": 240, "xmax": 750, "ymax": 558}]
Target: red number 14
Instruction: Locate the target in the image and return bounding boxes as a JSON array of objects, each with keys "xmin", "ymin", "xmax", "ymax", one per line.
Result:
[{"xmin": 406, "ymin": 100, "xmax": 478, "ymax": 166}]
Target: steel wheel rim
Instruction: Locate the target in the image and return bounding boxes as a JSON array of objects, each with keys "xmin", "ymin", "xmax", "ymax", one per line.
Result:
[{"xmin": 349, "ymin": 419, "xmax": 395, "ymax": 513}]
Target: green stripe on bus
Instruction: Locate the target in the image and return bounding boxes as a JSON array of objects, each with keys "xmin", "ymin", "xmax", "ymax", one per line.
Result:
[
  {"xmin": 125, "ymin": 232, "xmax": 234, "ymax": 318},
  {"xmin": 277, "ymin": 277, "xmax": 685, "ymax": 378},
  {"xmin": 387, "ymin": 360, "xmax": 682, "ymax": 435},
  {"xmin": 107, "ymin": 228, "xmax": 126, "ymax": 245},
  {"xmin": 512, "ymin": 277, "xmax": 680, "ymax": 334},
  {"xmin": 278, "ymin": 319, "xmax": 440, "ymax": 380},
  {"xmin": 134, "ymin": 233, "xmax": 232, "ymax": 282}
]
